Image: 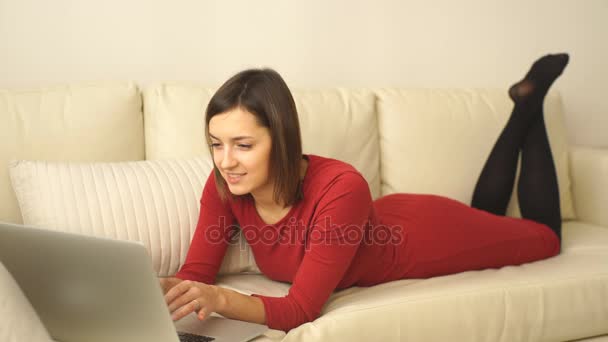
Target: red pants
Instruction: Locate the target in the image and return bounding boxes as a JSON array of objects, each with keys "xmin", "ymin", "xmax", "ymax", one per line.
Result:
[{"xmin": 374, "ymin": 193, "xmax": 561, "ymax": 280}]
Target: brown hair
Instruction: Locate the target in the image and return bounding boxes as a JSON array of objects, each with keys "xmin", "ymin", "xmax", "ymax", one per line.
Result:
[{"xmin": 205, "ymin": 68, "xmax": 303, "ymax": 207}]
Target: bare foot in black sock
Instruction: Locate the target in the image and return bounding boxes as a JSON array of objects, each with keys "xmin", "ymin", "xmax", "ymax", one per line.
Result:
[{"xmin": 509, "ymin": 53, "xmax": 570, "ymax": 105}]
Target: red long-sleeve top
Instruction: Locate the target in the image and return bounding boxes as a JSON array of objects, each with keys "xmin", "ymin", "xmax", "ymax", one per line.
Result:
[
  {"xmin": 177, "ymin": 154, "xmax": 562, "ymax": 331},
  {"xmin": 176, "ymin": 154, "xmax": 399, "ymax": 331}
]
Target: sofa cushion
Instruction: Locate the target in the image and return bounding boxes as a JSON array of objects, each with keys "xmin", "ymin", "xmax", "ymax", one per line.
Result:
[
  {"xmin": 143, "ymin": 83, "xmax": 216, "ymax": 161},
  {"xmin": 0, "ymin": 83, "xmax": 144, "ymax": 224},
  {"xmin": 0, "ymin": 261, "xmax": 52, "ymax": 342},
  {"xmin": 218, "ymin": 221, "xmax": 608, "ymax": 341},
  {"xmin": 8, "ymin": 158, "xmax": 259, "ymax": 276},
  {"xmin": 376, "ymin": 88, "xmax": 575, "ymax": 220},
  {"xmin": 143, "ymin": 84, "xmax": 381, "ymax": 199}
]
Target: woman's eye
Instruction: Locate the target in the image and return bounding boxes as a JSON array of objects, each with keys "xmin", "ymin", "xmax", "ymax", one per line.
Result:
[
  {"xmin": 238, "ymin": 144, "xmax": 252, "ymax": 149},
  {"xmin": 210, "ymin": 143, "xmax": 221, "ymax": 149}
]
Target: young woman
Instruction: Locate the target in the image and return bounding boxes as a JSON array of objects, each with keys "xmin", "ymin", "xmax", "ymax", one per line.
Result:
[{"xmin": 161, "ymin": 53, "xmax": 569, "ymax": 332}]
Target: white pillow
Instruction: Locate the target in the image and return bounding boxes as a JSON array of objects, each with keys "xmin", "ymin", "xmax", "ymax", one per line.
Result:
[
  {"xmin": 0, "ymin": 261, "xmax": 53, "ymax": 342},
  {"xmin": 8, "ymin": 157, "xmax": 259, "ymax": 277}
]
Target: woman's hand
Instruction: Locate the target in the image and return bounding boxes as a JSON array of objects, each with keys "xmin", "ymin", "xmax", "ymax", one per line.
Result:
[
  {"xmin": 164, "ymin": 280, "xmax": 225, "ymax": 321},
  {"xmin": 159, "ymin": 277, "xmax": 183, "ymax": 295}
]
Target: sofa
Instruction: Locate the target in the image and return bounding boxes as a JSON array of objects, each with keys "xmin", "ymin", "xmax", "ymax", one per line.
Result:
[{"xmin": 1, "ymin": 82, "xmax": 607, "ymax": 342}]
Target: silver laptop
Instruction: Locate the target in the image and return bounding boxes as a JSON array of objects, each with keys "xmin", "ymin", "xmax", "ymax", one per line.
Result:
[{"xmin": 0, "ymin": 222, "xmax": 268, "ymax": 342}]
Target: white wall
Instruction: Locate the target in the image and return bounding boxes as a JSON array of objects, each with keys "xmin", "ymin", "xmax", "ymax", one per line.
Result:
[{"xmin": 0, "ymin": 0, "xmax": 606, "ymax": 147}]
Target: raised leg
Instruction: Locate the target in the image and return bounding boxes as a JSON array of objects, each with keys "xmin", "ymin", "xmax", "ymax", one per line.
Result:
[
  {"xmin": 518, "ymin": 114, "xmax": 562, "ymax": 240},
  {"xmin": 471, "ymin": 53, "xmax": 569, "ymax": 241}
]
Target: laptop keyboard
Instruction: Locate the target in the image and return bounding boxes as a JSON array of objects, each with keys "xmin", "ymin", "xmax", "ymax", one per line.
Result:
[{"xmin": 177, "ymin": 331, "xmax": 215, "ymax": 342}]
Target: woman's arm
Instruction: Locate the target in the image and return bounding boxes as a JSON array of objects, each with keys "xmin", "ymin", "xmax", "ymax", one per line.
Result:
[
  {"xmin": 164, "ymin": 280, "xmax": 266, "ymax": 324},
  {"xmin": 166, "ymin": 172, "xmax": 261, "ymax": 321},
  {"xmin": 215, "ymin": 286, "xmax": 266, "ymax": 324},
  {"xmin": 176, "ymin": 172, "xmax": 237, "ymax": 284}
]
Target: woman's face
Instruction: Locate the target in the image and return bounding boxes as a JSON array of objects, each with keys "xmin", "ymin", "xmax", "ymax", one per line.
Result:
[{"xmin": 208, "ymin": 107, "xmax": 274, "ymax": 199}]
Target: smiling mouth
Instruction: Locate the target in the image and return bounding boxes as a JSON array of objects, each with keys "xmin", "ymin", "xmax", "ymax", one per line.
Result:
[
  {"xmin": 226, "ymin": 172, "xmax": 246, "ymax": 176},
  {"xmin": 225, "ymin": 173, "xmax": 246, "ymax": 184}
]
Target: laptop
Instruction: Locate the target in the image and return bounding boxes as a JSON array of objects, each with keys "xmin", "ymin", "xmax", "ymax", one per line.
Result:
[{"xmin": 0, "ymin": 222, "xmax": 268, "ymax": 342}]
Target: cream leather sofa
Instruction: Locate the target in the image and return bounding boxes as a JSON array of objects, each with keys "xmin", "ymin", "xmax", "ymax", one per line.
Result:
[{"xmin": 1, "ymin": 83, "xmax": 607, "ymax": 342}]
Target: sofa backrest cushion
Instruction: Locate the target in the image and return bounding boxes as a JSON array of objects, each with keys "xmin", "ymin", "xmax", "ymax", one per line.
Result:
[
  {"xmin": 143, "ymin": 84, "xmax": 381, "ymax": 199},
  {"xmin": 376, "ymin": 88, "xmax": 575, "ymax": 219},
  {"xmin": 143, "ymin": 83, "xmax": 215, "ymax": 161},
  {"xmin": 0, "ymin": 83, "xmax": 144, "ymax": 224},
  {"xmin": 8, "ymin": 157, "xmax": 259, "ymax": 277}
]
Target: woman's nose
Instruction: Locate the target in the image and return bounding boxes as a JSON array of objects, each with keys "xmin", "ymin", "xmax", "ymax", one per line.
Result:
[{"xmin": 220, "ymin": 149, "xmax": 237, "ymax": 169}]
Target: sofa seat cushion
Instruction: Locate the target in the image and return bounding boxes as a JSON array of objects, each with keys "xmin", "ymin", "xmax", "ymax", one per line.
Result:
[{"xmin": 217, "ymin": 221, "xmax": 608, "ymax": 342}]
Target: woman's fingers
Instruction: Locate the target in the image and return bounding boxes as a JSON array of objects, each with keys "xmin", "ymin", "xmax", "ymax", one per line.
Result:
[
  {"xmin": 197, "ymin": 305, "xmax": 209, "ymax": 321},
  {"xmin": 167, "ymin": 286, "xmax": 200, "ymax": 313},
  {"xmin": 163, "ymin": 280, "xmax": 217, "ymax": 321},
  {"xmin": 171, "ymin": 299, "xmax": 202, "ymax": 321},
  {"xmin": 164, "ymin": 280, "xmax": 192, "ymax": 305}
]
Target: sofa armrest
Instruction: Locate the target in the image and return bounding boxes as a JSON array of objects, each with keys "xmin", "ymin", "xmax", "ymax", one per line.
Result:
[
  {"xmin": 569, "ymin": 146, "xmax": 608, "ymax": 227},
  {"xmin": 0, "ymin": 261, "xmax": 52, "ymax": 342}
]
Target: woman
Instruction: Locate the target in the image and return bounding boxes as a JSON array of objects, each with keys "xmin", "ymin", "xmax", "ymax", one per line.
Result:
[{"xmin": 161, "ymin": 53, "xmax": 569, "ymax": 332}]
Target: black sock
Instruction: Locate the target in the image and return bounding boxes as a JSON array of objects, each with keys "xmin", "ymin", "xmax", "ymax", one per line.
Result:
[{"xmin": 509, "ymin": 53, "xmax": 570, "ymax": 106}]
